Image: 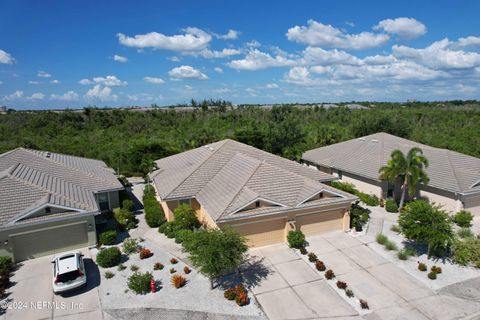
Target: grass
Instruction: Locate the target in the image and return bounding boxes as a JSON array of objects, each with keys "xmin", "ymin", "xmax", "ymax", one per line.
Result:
[
  {"xmin": 117, "ymin": 264, "xmax": 127, "ymax": 271},
  {"xmin": 385, "ymin": 241, "xmax": 398, "ymax": 251},
  {"xmin": 457, "ymin": 228, "xmax": 474, "ymax": 239},
  {"xmin": 376, "ymin": 234, "xmax": 388, "ymax": 245}
]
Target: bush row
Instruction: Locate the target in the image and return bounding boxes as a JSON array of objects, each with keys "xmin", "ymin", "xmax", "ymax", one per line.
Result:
[
  {"xmin": 331, "ymin": 181, "xmax": 379, "ymax": 206},
  {"xmin": 143, "ymin": 184, "xmax": 166, "ymax": 228}
]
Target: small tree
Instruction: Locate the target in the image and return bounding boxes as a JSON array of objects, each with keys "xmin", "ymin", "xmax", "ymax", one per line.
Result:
[
  {"xmin": 379, "ymin": 148, "xmax": 429, "ymax": 210},
  {"xmin": 398, "ymin": 200, "xmax": 454, "ymax": 256},
  {"xmin": 287, "ymin": 230, "xmax": 305, "ymax": 248},
  {"xmin": 453, "ymin": 210, "xmax": 473, "ymax": 228},
  {"xmin": 173, "ymin": 204, "xmax": 201, "ymax": 230},
  {"xmin": 182, "ymin": 227, "xmax": 247, "ymax": 289}
]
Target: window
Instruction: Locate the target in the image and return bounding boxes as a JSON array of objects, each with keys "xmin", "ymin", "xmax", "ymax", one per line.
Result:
[
  {"xmin": 45, "ymin": 207, "xmax": 51, "ymax": 214},
  {"xmin": 97, "ymin": 193, "xmax": 109, "ymax": 211},
  {"xmin": 255, "ymin": 201, "xmax": 260, "ymax": 208}
]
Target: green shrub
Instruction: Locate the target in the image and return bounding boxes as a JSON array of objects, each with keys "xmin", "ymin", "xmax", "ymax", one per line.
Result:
[
  {"xmin": 357, "ymin": 192, "xmax": 380, "ymax": 206},
  {"xmin": 96, "ymin": 247, "xmax": 122, "ymax": 268},
  {"xmin": 130, "ymin": 264, "xmax": 139, "ymax": 272},
  {"xmin": 158, "ymin": 223, "xmax": 168, "ymax": 234},
  {"xmin": 308, "ymin": 252, "xmax": 318, "ymax": 262},
  {"xmin": 452, "ymin": 237, "xmax": 480, "ymax": 266},
  {"xmin": 173, "ymin": 204, "xmax": 200, "ymax": 230},
  {"xmin": 427, "ymin": 271, "xmax": 437, "ymax": 280},
  {"xmin": 287, "ymin": 230, "xmax": 305, "ymax": 248},
  {"xmin": 390, "ymin": 225, "xmax": 401, "ymax": 233},
  {"xmin": 385, "ymin": 241, "xmax": 398, "ymax": 251},
  {"xmin": 117, "ymin": 264, "xmax": 127, "ymax": 271},
  {"xmin": 418, "ymin": 262, "xmax": 427, "ymax": 271},
  {"xmin": 143, "ymin": 185, "xmax": 166, "ymax": 228},
  {"xmin": 457, "ymin": 228, "xmax": 474, "ymax": 239},
  {"xmin": 122, "ymin": 238, "xmax": 139, "ymax": 255},
  {"xmin": 162, "ymin": 222, "xmax": 179, "ymax": 238},
  {"xmin": 122, "ymin": 199, "xmax": 134, "ymax": 212},
  {"xmin": 350, "ymin": 201, "xmax": 371, "ymax": 230},
  {"xmin": 331, "ymin": 181, "xmax": 358, "ymax": 194},
  {"xmin": 0, "ymin": 256, "xmax": 13, "ymax": 275},
  {"xmin": 128, "ymin": 272, "xmax": 153, "ymax": 294},
  {"xmin": 453, "ymin": 210, "xmax": 473, "ymax": 228},
  {"xmin": 385, "ymin": 198, "xmax": 398, "ymax": 213},
  {"xmin": 397, "ymin": 250, "xmax": 409, "ymax": 260},
  {"xmin": 175, "ymin": 229, "xmax": 194, "ymax": 244},
  {"xmin": 376, "ymin": 234, "xmax": 388, "ymax": 245},
  {"xmin": 113, "ymin": 207, "xmax": 135, "ymax": 228},
  {"xmin": 104, "ymin": 271, "xmax": 115, "ymax": 279},
  {"xmin": 403, "ymin": 248, "xmax": 417, "ymax": 257},
  {"xmin": 99, "ymin": 229, "xmax": 117, "ymax": 245}
]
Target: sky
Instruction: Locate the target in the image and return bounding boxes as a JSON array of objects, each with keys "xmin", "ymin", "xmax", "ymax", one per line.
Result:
[{"xmin": 1, "ymin": 0, "xmax": 480, "ymax": 109}]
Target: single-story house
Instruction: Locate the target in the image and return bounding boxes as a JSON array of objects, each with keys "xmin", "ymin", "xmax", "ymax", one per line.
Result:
[
  {"xmin": 150, "ymin": 139, "xmax": 356, "ymax": 247},
  {"xmin": 0, "ymin": 148, "xmax": 123, "ymax": 261},
  {"xmin": 302, "ymin": 132, "xmax": 480, "ymax": 215}
]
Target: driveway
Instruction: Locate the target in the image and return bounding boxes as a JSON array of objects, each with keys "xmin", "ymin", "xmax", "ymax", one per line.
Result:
[
  {"xmin": 1, "ymin": 248, "xmax": 103, "ymax": 320},
  {"xmin": 246, "ymin": 231, "xmax": 480, "ymax": 320}
]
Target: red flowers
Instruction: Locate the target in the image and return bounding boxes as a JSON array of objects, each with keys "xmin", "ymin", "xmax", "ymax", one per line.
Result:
[
  {"xmin": 139, "ymin": 248, "xmax": 153, "ymax": 259},
  {"xmin": 224, "ymin": 284, "xmax": 250, "ymax": 306}
]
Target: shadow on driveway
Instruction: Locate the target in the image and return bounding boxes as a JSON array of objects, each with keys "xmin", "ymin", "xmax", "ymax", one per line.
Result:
[{"xmin": 217, "ymin": 258, "xmax": 271, "ymax": 290}]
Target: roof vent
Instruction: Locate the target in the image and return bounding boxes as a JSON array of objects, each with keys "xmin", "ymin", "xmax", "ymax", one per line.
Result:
[
  {"xmin": 208, "ymin": 147, "xmax": 214, "ymax": 151},
  {"xmin": 371, "ymin": 139, "xmax": 379, "ymax": 143},
  {"xmin": 46, "ymin": 152, "xmax": 52, "ymax": 158},
  {"xmin": 358, "ymin": 138, "xmax": 366, "ymax": 141}
]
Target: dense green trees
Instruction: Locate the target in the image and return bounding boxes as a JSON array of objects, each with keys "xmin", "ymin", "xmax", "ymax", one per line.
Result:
[{"xmin": 1, "ymin": 104, "xmax": 479, "ymax": 175}]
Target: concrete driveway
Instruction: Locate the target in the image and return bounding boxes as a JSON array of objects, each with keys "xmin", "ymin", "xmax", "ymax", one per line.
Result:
[
  {"xmin": 246, "ymin": 231, "xmax": 480, "ymax": 320},
  {"xmin": 1, "ymin": 248, "xmax": 104, "ymax": 320}
]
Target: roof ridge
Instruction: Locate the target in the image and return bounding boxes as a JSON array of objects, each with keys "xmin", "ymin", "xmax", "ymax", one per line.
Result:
[
  {"xmin": 445, "ymin": 149, "xmax": 462, "ymax": 192},
  {"xmin": 165, "ymin": 140, "xmax": 229, "ymax": 198},
  {"xmin": 9, "ymin": 164, "xmax": 95, "ymax": 211},
  {"xmin": 215, "ymin": 154, "xmax": 264, "ymax": 219},
  {"xmin": 24, "ymin": 148, "xmax": 118, "ymax": 188}
]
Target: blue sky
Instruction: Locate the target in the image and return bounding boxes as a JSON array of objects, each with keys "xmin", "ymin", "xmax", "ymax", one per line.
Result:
[{"xmin": 1, "ymin": 0, "xmax": 480, "ymax": 109}]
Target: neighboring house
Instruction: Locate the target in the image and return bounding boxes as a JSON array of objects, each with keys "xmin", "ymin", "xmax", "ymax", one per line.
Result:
[
  {"xmin": 0, "ymin": 148, "xmax": 123, "ymax": 261},
  {"xmin": 150, "ymin": 139, "xmax": 356, "ymax": 247},
  {"xmin": 302, "ymin": 132, "xmax": 480, "ymax": 215}
]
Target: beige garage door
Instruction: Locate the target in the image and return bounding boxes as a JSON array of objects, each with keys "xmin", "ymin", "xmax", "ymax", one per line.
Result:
[
  {"xmin": 296, "ymin": 210, "xmax": 343, "ymax": 236},
  {"xmin": 12, "ymin": 222, "xmax": 89, "ymax": 262},
  {"xmin": 464, "ymin": 195, "xmax": 480, "ymax": 216},
  {"xmin": 233, "ymin": 219, "xmax": 285, "ymax": 247}
]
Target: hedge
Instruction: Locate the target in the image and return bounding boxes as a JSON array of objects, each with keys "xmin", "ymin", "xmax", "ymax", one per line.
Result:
[
  {"xmin": 99, "ymin": 229, "xmax": 117, "ymax": 245},
  {"xmin": 143, "ymin": 185, "xmax": 166, "ymax": 228},
  {"xmin": 96, "ymin": 247, "xmax": 122, "ymax": 268}
]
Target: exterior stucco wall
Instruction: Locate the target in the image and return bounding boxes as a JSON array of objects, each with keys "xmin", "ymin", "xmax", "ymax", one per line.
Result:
[
  {"xmin": 160, "ymin": 200, "xmax": 177, "ymax": 221},
  {"xmin": 338, "ymin": 171, "xmax": 383, "ymax": 198},
  {"xmin": 462, "ymin": 194, "xmax": 480, "ymax": 216},
  {"xmin": 0, "ymin": 214, "xmax": 96, "ymax": 260},
  {"xmin": 191, "ymin": 199, "xmax": 218, "ymax": 228},
  {"xmin": 418, "ymin": 189, "xmax": 460, "ymax": 213},
  {"xmin": 108, "ymin": 191, "xmax": 120, "ymax": 210}
]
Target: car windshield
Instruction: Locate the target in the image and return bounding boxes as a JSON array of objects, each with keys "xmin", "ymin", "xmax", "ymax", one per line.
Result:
[{"xmin": 57, "ymin": 270, "xmax": 81, "ymax": 283}]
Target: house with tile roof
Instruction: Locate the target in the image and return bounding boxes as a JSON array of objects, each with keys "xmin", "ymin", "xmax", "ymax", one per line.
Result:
[
  {"xmin": 0, "ymin": 148, "xmax": 123, "ymax": 261},
  {"xmin": 303, "ymin": 132, "xmax": 480, "ymax": 215},
  {"xmin": 150, "ymin": 139, "xmax": 356, "ymax": 247}
]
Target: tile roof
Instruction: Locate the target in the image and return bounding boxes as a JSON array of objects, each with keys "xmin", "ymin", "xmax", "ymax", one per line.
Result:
[
  {"xmin": 302, "ymin": 132, "xmax": 480, "ymax": 195},
  {"xmin": 0, "ymin": 148, "xmax": 123, "ymax": 227},
  {"xmin": 151, "ymin": 139, "xmax": 355, "ymax": 222}
]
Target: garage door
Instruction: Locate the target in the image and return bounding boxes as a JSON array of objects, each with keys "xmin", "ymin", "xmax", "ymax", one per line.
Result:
[
  {"xmin": 12, "ymin": 222, "xmax": 89, "ymax": 261},
  {"xmin": 233, "ymin": 219, "xmax": 285, "ymax": 247},
  {"xmin": 296, "ymin": 210, "xmax": 343, "ymax": 236},
  {"xmin": 464, "ymin": 195, "xmax": 480, "ymax": 216}
]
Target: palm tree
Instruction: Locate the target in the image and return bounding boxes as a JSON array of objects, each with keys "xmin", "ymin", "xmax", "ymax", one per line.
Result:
[{"xmin": 379, "ymin": 147, "xmax": 429, "ymax": 210}]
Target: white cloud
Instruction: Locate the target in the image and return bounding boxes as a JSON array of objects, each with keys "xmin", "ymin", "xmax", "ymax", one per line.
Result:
[
  {"xmin": 28, "ymin": 80, "xmax": 41, "ymax": 85},
  {"xmin": 92, "ymin": 75, "xmax": 127, "ymax": 86},
  {"xmin": 26, "ymin": 92, "xmax": 45, "ymax": 100},
  {"xmin": 144, "ymin": 76, "xmax": 165, "ymax": 84},
  {"xmin": 167, "ymin": 56, "xmax": 181, "ymax": 62},
  {"xmin": 79, "ymin": 79, "xmax": 92, "ymax": 85},
  {"xmin": 214, "ymin": 29, "xmax": 240, "ymax": 40},
  {"xmin": 37, "ymin": 70, "xmax": 52, "ymax": 78},
  {"xmin": 50, "ymin": 91, "xmax": 79, "ymax": 101},
  {"xmin": 300, "ymin": 47, "xmax": 362, "ymax": 66},
  {"xmin": 50, "ymin": 79, "xmax": 61, "ymax": 84},
  {"xmin": 214, "ymin": 67, "xmax": 223, "ymax": 73},
  {"xmin": 191, "ymin": 48, "xmax": 241, "ymax": 59},
  {"xmin": 228, "ymin": 49, "xmax": 295, "ymax": 70},
  {"xmin": 85, "ymin": 85, "xmax": 117, "ymax": 101},
  {"xmin": 393, "ymin": 38, "xmax": 480, "ymax": 70},
  {"xmin": 266, "ymin": 83, "xmax": 279, "ymax": 89},
  {"xmin": 113, "ymin": 54, "xmax": 128, "ymax": 63},
  {"xmin": 286, "ymin": 19, "xmax": 390, "ymax": 50},
  {"xmin": 3, "ymin": 90, "xmax": 23, "ymax": 101},
  {"xmin": 245, "ymin": 40, "xmax": 261, "ymax": 48},
  {"xmin": 345, "ymin": 21, "xmax": 355, "ymax": 27},
  {"xmin": 117, "ymin": 27, "xmax": 211, "ymax": 52},
  {"xmin": 374, "ymin": 17, "xmax": 427, "ymax": 39},
  {"xmin": 284, "ymin": 67, "xmax": 316, "ymax": 86},
  {"xmin": 0, "ymin": 49, "xmax": 14, "ymax": 64},
  {"xmin": 457, "ymin": 36, "xmax": 480, "ymax": 48},
  {"xmin": 127, "ymin": 93, "xmax": 154, "ymax": 101},
  {"xmin": 168, "ymin": 65, "xmax": 208, "ymax": 80}
]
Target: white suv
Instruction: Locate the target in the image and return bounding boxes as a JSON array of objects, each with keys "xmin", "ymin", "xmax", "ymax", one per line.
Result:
[{"xmin": 52, "ymin": 251, "xmax": 87, "ymax": 293}]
